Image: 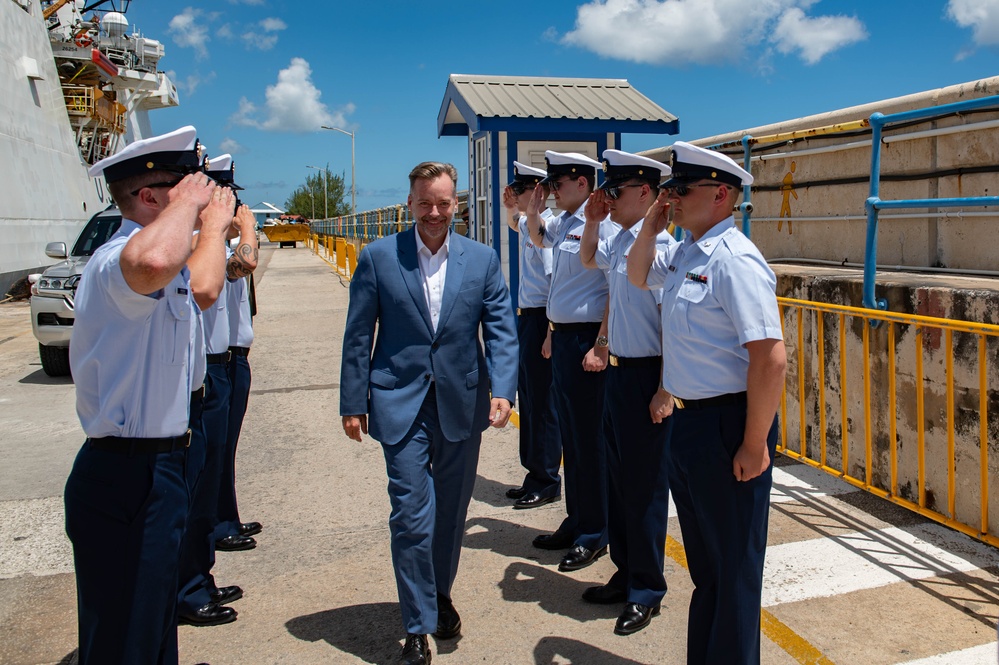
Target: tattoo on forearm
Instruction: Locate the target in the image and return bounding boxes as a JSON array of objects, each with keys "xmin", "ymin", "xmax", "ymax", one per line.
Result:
[{"xmin": 226, "ymin": 243, "xmax": 259, "ymax": 279}]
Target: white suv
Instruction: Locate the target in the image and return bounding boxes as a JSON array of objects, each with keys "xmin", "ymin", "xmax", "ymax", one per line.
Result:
[{"xmin": 30, "ymin": 206, "xmax": 122, "ymax": 376}]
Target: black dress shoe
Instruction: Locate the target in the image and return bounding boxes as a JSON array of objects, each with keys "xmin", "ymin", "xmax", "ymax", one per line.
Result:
[
  {"xmin": 400, "ymin": 633, "xmax": 431, "ymax": 664},
  {"xmin": 433, "ymin": 594, "xmax": 461, "ymax": 639},
  {"xmin": 582, "ymin": 583, "xmax": 627, "ymax": 604},
  {"xmin": 215, "ymin": 534, "xmax": 256, "ymax": 551},
  {"xmin": 614, "ymin": 602, "xmax": 660, "ymax": 635},
  {"xmin": 514, "ymin": 492, "xmax": 561, "ymax": 510},
  {"xmin": 558, "ymin": 544, "xmax": 608, "ymax": 572},
  {"xmin": 238, "ymin": 521, "xmax": 263, "ymax": 537},
  {"xmin": 210, "ymin": 585, "xmax": 243, "ymax": 606},
  {"xmin": 505, "ymin": 486, "xmax": 527, "ymax": 500},
  {"xmin": 532, "ymin": 529, "xmax": 575, "ymax": 551},
  {"xmin": 178, "ymin": 602, "xmax": 237, "ymax": 627}
]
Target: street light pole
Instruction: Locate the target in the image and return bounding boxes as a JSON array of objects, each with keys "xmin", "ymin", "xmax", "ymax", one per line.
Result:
[
  {"xmin": 306, "ymin": 165, "xmax": 327, "ymax": 219},
  {"xmin": 320, "ymin": 125, "xmax": 355, "ymax": 216}
]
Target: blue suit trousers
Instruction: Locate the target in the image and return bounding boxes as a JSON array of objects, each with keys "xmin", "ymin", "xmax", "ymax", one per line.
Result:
[
  {"xmin": 668, "ymin": 404, "xmax": 778, "ymax": 665},
  {"xmin": 603, "ymin": 363, "xmax": 672, "ymax": 608},
  {"xmin": 550, "ymin": 326, "xmax": 608, "ymax": 550},
  {"xmin": 516, "ymin": 311, "xmax": 560, "ymax": 496},
  {"xmin": 216, "ymin": 353, "xmax": 250, "ymax": 539},
  {"xmin": 178, "ymin": 364, "xmax": 230, "ymax": 612},
  {"xmin": 381, "ymin": 386, "xmax": 481, "ymax": 635}
]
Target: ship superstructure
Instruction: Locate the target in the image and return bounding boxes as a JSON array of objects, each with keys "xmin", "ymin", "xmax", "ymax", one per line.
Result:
[{"xmin": 1, "ymin": 0, "xmax": 179, "ymax": 294}]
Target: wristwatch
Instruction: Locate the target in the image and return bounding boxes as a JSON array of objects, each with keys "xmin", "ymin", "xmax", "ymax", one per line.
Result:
[{"xmin": 595, "ymin": 335, "xmax": 609, "ymax": 348}]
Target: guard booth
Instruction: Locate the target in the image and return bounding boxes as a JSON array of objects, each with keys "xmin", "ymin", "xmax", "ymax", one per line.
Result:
[{"xmin": 437, "ymin": 74, "xmax": 679, "ymax": 306}]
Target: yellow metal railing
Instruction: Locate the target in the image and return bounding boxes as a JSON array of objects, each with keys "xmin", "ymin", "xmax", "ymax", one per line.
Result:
[
  {"xmin": 307, "ymin": 233, "xmax": 358, "ymax": 280},
  {"xmin": 777, "ymin": 296, "xmax": 999, "ymax": 548}
]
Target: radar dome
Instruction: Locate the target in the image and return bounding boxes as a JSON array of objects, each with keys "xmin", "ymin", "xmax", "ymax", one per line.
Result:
[{"xmin": 103, "ymin": 12, "xmax": 129, "ymax": 38}]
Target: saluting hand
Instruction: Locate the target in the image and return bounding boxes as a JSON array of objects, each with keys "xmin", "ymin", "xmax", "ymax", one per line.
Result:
[
  {"xmin": 584, "ymin": 190, "xmax": 610, "ymax": 224},
  {"xmin": 732, "ymin": 440, "xmax": 770, "ymax": 481},
  {"xmin": 527, "ymin": 183, "xmax": 546, "ymax": 215},
  {"xmin": 235, "ymin": 204, "xmax": 256, "ymax": 230},
  {"xmin": 169, "ymin": 172, "xmax": 216, "ymax": 212},
  {"xmin": 201, "ymin": 186, "xmax": 237, "ymax": 236},
  {"xmin": 489, "ymin": 398, "xmax": 512, "ymax": 428},
  {"xmin": 342, "ymin": 415, "xmax": 368, "ymax": 442},
  {"xmin": 502, "ymin": 186, "xmax": 518, "ymax": 212},
  {"xmin": 645, "ymin": 190, "xmax": 672, "ymax": 235}
]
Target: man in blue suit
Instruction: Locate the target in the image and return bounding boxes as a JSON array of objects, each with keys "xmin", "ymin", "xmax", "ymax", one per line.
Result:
[{"xmin": 340, "ymin": 161, "xmax": 518, "ymax": 665}]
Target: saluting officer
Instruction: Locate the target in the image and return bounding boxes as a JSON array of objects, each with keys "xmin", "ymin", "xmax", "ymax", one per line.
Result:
[
  {"xmin": 628, "ymin": 141, "xmax": 787, "ymax": 664},
  {"xmin": 64, "ymin": 126, "xmax": 219, "ymax": 664},
  {"xmin": 525, "ymin": 150, "xmax": 614, "ymax": 573},
  {"xmin": 176, "ymin": 154, "xmax": 244, "ymax": 627},
  {"xmin": 502, "ymin": 161, "xmax": 561, "ymax": 509},
  {"xmin": 579, "ymin": 149, "xmax": 676, "ymax": 636},
  {"xmin": 216, "ymin": 190, "xmax": 262, "ymax": 549}
]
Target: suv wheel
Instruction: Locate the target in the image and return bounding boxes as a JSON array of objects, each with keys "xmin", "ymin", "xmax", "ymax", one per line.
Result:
[{"xmin": 39, "ymin": 344, "xmax": 71, "ymax": 377}]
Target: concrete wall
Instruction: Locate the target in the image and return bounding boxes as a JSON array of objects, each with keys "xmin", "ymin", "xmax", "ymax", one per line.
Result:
[
  {"xmin": 643, "ymin": 76, "xmax": 999, "ymax": 271},
  {"xmin": 775, "ymin": 265, "xmax": 999, "ymax": 538}
]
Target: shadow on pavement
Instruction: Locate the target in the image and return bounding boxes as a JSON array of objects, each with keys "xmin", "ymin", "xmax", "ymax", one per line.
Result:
[
  {"xmin": 462, "ymin": 516, "xmax": 564, "ymax": 566},
  {"xmin": 285, "ymin": 602, "xmax": 401, "ymax": 665},
  {"xmin": 472, "ymin": 473, "xmax": 524, "ymax": 508},
  {"xmin": 534, "ymin": 636, "xmax": 650, "ymax": 664},
  {"xmin": 19, "ymin": 368, "xmax": 73, "ymax": 385},
  {"xmin": 497, "ymin": 560, "xmax": 618, "ymax": 623}
]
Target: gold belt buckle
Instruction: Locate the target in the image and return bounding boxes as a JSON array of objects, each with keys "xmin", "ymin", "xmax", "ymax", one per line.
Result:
[
  {"xmin": 183, "ymin": 428, "xmax": 192, "ymax": 448},
  {"xmin": 609, "ymin": 354, "xmax": 619, "ymax": 367},
  {"xmin": 549, "ymin": 321, "xmax": 555, "ymax": 331},
  {"xmin": 516, "ymin": 308, "xmax": 523, "ymax": 316},
  {"xmin": 673, "ymin": 397, "xmax": 685, "ymax": 410}
]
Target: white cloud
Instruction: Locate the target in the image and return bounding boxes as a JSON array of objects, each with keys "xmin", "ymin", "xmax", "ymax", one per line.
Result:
[
  {"xmin": 948, "ymin": 0, "xmax": 999, "ymax": 46},
  {"xmin": 219, "ymin": 137, "xmax": 246, "ymax": 154},
  {"xmin": 243, "ymin": 32, "xmax": 280, "ymax": 50},
  {"xmin": 260, "ymin": 17, "xmax": 287, "ymax": 32},
  {"xmin": 229, "ymin": 58, "xmax": 355, "ymax": 133},
  {"xmin": 217, "ymin": 23, "xmax": 234, "ymax": 39},
  {"xmin": 559, "ymin": 0, "xmax": 866, "ymax": 66},
  {"xmin": 168, "ymin": 8, "xmax": 210, "ymax": 59},
  {"xmin": 166, "ymin": 70, "xmax": 216, "ymax": 96},
  {"xmin": 773, "ymin": 7, "xmax": 866, "ymax": 64},
  {"xmin": 228, "ymin": 0, "xmax": 265, "ymax": 4}
]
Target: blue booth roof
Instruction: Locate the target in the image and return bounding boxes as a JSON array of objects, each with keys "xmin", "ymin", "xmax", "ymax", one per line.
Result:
[{"xmin": 437, "ymin": 74, "xmax": 679, "ymax": 137}]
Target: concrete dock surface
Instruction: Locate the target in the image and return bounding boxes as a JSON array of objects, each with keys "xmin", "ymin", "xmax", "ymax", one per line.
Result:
[{"xmin": 1, "ymin": 242, "xmax": 998, "ymax": 665}]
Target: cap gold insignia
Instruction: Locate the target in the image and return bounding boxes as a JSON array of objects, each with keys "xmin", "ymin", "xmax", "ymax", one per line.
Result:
[
  {"xmin": 146, "ymin": 161, "xmax": 154, "ymax": 169},
  {"xmin": 638, "ymin": 169, "xmax": 644, "ymax": 175},
  {"xmin": 602, "ymin": 161, "xmax": 609, "ymax": 172},
  {"xmin": 571, "ymin": 167, "xmax": 577, "ymax": 173},
  {"xmin": 204, "ymin": 157, "xmax": 211, "ymax": 170},
  {"xmin": 711, "ymin": 171, "xmax": 717, "ymax": 178}
]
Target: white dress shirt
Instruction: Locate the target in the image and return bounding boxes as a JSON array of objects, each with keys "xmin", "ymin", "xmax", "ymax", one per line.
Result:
[{"xmin": 414, "ymin": 229, "xmax": 450, "ymax": 332}]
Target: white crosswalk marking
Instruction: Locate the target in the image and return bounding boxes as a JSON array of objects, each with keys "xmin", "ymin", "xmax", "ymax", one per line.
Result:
[{"xmin": 895, "ymin": 641, "xmax": 997, "ymax": 664}]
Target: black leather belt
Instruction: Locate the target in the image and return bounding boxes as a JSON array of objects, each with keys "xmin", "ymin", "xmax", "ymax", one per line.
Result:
[
  {"xmin": 88, "ymin": 429, "xmax": 192, "ymax": 454},
  {"xmin": 228, "ymin": 346, "xmax": 251, "ymax": 357},
  {"xmin": 517, "ymin": 307, "xmax": 546, "ymax": 317},
  {"xmin": 207, "ymin": 351, "xmax": 232, "ymax": 364},
  {"xmin": 673, "ymin": 391, "xmax": 747, "ymax": 410},
  {"xmin": 191, "ymin": 385, "xmax": 205, "ymax": 400},
  {"xmin": 608, "ymin": 354, "xmax": 661, "ymax": 368},
  {"xmin": 549, "ymin": 321, "xmax": 600, "ymax": 332}
]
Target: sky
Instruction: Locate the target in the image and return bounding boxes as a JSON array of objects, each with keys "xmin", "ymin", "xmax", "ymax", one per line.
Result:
[{"xmin": 116, "ymin": 0, "xmax": 999, "ymax": 216}]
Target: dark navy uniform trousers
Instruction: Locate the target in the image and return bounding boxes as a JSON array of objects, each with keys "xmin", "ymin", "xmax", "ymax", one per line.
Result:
[
  {"xmin": 178, "ymin": 363, "xmax": 230, "ymax": 613},
  {"xmin": 549, "ymin": 324, "xmax": 607, "ymax": 550},
  {"xmin": 669, "ymin": 400, "xmax": 778, "ymax": 665},
  {"xmin": 516, "ymin": 308, "xmax": 561, "ymax": 497},
  {"xmin": 603, "ymin": 360, "xmax": 672, "ymax": 608},
  {"xmin": 216, "ymin": 349, "xmax": 250, "ymax": 539},
  {"xmin": 63, "ymin": 394, "xmax": 200, "ymax": 665}
]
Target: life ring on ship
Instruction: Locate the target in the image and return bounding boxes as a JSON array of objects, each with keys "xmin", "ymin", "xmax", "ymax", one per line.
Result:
[{"xmin": 75, "ymin": 34, "xmax": 93, "ymax": 49}]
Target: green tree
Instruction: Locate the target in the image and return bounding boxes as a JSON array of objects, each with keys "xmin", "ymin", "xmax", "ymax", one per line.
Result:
[{"xmin": 284, "ymin": 165, "xmax": 349, "ymax": 219}]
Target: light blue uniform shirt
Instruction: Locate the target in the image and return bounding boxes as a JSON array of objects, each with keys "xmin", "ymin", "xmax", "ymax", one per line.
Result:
[
  {"xmin": 201, "ymin": 246, "xmax": 231, "ymax": 355},
  {"xmin": 543, "ymin": 201, "xmax": 615, "ymax": 324},
  {"xmin": 227, "ymin": 273, "xmax": 254, "ymax": 348},
  {"xmin": 594, "ymin": 219, "xmax": 676, "ymax": 358},
  {"xmin": 70, "ymin": 219, "xmax": 199, "ymax": 438},
  {"xmin": 516, "ymin": 208, "xmax": 554, "ymax": 309},
  {"xmin": 648, "ymin": 217, "xmax": 783, "ymax": 399}
]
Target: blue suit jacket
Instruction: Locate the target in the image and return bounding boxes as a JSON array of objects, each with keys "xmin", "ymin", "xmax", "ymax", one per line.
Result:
[{"xmin": 340, "ymin": 227, "xmax": 518, "ymax": 446}]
